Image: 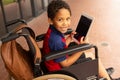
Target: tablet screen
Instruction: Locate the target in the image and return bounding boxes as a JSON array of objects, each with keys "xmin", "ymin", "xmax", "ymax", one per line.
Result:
[{"xmin": 74, "ymin": 15, "xmax": 93, "ymax": 40}]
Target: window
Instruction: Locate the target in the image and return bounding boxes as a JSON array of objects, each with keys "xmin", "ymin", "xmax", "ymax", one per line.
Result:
[
  {"xmin": 31, "ymin": 0, "xmax": 44, "ymax": 16},
  {"xmin": 2, "ymin": 0, "xmax": 21, "ymax": 23}
]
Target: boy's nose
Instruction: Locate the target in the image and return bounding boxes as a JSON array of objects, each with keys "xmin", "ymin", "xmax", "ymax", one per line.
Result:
[{"xmin": 63, "ymin": 20, "xmax": 68, "ymax": 26}]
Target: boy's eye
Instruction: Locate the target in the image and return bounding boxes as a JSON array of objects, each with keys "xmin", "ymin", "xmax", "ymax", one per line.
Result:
[
  {"xmin": 58, "ymin": 18, "xmax": 62, "ymax": 21},
  {"xmin": 67, "ymin": 17, "xmax": 71, "ymax": 21}
]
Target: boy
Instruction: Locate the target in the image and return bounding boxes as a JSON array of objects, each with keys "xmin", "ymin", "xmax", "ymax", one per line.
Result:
[{"xmin": 43, "ymin": 0, "xmax": 110, "ymax": 79}]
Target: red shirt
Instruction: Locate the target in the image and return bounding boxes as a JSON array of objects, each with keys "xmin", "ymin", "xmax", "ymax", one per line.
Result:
[{"xmin": 43, "ymin": 25, "xmax": 67, "ymax": 71}]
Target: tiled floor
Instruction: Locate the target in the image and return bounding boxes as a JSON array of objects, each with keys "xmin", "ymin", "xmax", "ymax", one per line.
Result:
[{"xmin": 0, "ymin": 0, "xmax": 120, "ymax": 79}]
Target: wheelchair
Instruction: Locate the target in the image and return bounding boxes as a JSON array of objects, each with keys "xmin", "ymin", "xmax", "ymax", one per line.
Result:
[{"xmin": 0, "ymin": 19, "xmax": 118, "ymax": 80}]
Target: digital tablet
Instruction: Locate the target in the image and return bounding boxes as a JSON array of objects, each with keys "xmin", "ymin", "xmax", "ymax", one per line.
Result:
[{"xmin": 74, "ymin": 14, "xmax": 93, "ymax": 40}]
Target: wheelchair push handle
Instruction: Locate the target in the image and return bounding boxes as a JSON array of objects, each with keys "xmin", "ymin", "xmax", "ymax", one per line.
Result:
[
  {"xmin": 0, "ymin": 33, "xmax": 19, "ymax": 43},
  {"xmin": 43, "ymin": 43, "xmax": 98, "ymax": 61},
  {"xmin": 64, "ymin": 28, "xmax": 73, "ymax": 35}
]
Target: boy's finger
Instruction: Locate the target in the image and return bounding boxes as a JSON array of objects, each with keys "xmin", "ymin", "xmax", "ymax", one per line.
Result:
[
  {"xmin": 71, "ymin": 30, "xmax": 76, "ymax": 34},
  {"xmin": 80, "ymin": 36, "xmax": 85, "ymax": 41}
]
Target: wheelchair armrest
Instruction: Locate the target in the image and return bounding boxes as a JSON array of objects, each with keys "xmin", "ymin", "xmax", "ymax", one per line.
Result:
[
  {"xmin": 43, "ymin": 43, "xmax": 98, "ymax": 61},
  {"xmin": 1, "ymin": 33, "xmax": 20, "ymax": 43}
]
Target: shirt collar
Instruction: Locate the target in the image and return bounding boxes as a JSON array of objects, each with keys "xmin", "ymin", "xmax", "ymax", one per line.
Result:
[{"xmin": 50, "ymin": 25, "xmax": 64, "ymax": 38}]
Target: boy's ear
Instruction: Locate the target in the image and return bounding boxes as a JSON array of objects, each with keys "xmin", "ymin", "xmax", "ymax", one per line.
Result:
[{"xmin": 48, "ymin": 18, "xmax": 53, "ymax": 25}]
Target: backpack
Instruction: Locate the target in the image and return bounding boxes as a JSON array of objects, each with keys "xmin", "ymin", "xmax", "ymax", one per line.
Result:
[{"xmin": 0, "ymin": 26, "xmax": 42, "ymax": 80}]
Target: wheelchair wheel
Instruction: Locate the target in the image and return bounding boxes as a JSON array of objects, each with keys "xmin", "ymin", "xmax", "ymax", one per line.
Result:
[{"xmin": 33, "ymin": 74, "xmax": 76, "ymax": 80}]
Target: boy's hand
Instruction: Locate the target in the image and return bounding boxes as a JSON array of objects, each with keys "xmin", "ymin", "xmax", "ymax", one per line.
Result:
[
  {"xmin": 66, "ymin": 31, "xmax": 89, "ymax": 45},
  {"xmin": 68, "ymin": 31, "xmax": 80, "ymax": 44},
  {"xmin": 67, "ymin": 31, "xmax": 76, "ymax": 42},
  {"xmin": 80, "ymin": 36, "xmax": 89, "ymax": 44},
  {"xmin": 65, "ymin": 31, "xmax": 78, "ymax": 45}
]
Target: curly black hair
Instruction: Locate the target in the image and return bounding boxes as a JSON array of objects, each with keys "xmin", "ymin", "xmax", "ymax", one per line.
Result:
[{"xmin": 47, "ymin": 0, "xmax": 72, "ymax": 20}]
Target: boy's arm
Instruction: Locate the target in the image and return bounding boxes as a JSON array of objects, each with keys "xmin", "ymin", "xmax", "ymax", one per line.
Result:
[{"xmin": 59, "ymin": 51, "xmax": 83, "ymax": 67}]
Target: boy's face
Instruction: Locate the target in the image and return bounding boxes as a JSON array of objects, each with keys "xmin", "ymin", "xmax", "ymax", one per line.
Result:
[{"xmin": 50, "ymin": 8, "xmax": 71, "ymax": 33}]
